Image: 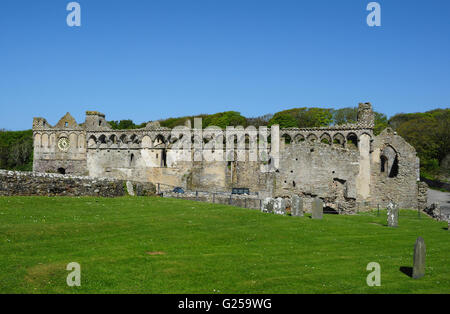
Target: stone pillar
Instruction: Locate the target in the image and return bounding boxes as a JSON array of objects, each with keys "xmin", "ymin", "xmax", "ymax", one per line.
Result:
[
  {"xmin": 387, "ymin": 202, "xmax": 399, "ymax": 227},
  {"xmin": 356, "ymin": 133, "xmax": 371, "ymax": 201},
  {"xmin": 291, "ymin": 195, "xmax": 303, "ymax": 217},
  {"xmin": 274, "ymin": 197, "xmax": 287, "ymax": 215},
  {"xmin": 312, "ymin": 198, "xmax": 323, "ymax": 220},
  {"xmin": 412, "ymin": 237, "xmax": 426, "ymax": 279}
]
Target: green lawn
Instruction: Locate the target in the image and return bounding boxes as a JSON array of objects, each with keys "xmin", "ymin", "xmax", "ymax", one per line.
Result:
[{"xmin": 0, "ymin": 196, "xmax": 448, "ymax": 294}]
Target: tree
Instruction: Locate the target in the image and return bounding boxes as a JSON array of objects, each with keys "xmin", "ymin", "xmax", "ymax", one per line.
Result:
[
  {"xmin": 268, "ymin": 107, "xmax": 333, "ymax": 128},
  {"xmin": 333, "ymin": 107, "xmax": 358, "ymax": 125},
  {"xmin": 246, "ymin": 114, "xmax": 273, "ymax": 128},
  {"xmin": 0, "ymin": 130, "xmax": 33, "ymax": 171},
  {"xmin": 299, "ymin": 108, "xmax": 333, "ymax": 127},
  {"xmin": 202, "ymin": 111, "xmax": 247, "ymax": 129},
  {"xmin": 392, "ymin": 108, "xmax": 450, "ymax": 176},
  {"xmin": 268, "ymin": 113, "xmax": 298, "ymax": 128},
  {"xmin": 374, "ymin": 112, "xmax": 388, "ymax": 135}
]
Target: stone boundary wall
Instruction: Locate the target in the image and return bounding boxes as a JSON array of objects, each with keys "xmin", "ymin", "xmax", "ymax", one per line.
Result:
[
  {"xmin": 0, "ymin": 170, "xmax": 126, "ymax": 197},
  {"xmin": 163, "ymin": 191, "xmax": 262, "ymax": 210}
]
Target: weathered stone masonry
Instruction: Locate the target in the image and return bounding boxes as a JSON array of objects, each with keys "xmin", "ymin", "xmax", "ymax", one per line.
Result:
[
  {"xmin": 31, "ymin": 103, "xmax": 425, "ymax": 212},
  {"xmin": 0, "ymin": 170, "xmax": 156, "ymax": 197},
  {"xmin": 0, "ymin": 170, "xmax": 125, "ymax": 197}
]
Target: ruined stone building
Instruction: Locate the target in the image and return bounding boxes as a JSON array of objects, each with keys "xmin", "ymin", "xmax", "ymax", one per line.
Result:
[{"xmin": 32, "ymin": 103, "xmax": 423, "ymax": 212}]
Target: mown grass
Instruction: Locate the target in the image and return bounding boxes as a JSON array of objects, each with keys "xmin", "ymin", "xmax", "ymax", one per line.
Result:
[{"xmin": 0, "ymin": 196, "xmax": 448, "ymax": 294}]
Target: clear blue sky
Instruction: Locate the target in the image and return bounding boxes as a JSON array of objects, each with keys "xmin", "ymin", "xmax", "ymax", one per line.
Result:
[{"xmin": 0, "ymin": 0, "xmax": 449, "ymax": 130}]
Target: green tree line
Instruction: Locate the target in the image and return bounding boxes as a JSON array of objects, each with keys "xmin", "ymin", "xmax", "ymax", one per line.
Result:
[{"xmin": 0, "ymin": 129, "xmax": 33, "ymax": 171}]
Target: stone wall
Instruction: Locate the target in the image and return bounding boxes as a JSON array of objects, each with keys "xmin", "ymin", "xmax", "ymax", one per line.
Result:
[
  {"xmin": 0, "ymin": 170, "xmax": 126, "ymax": 197},
  {"xmin": 267, "ymin": 143, "xmax": 360, "ymax": 213},
  {"xmin": 163, "ymin": 191, "xmax": 262, "ymax": 210},
  {"xmin": 370, "ymin": 128, "xmax": 420, "ymax": 209}
]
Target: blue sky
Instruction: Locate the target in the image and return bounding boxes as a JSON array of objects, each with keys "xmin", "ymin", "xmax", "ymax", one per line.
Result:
[{"xmin": 0, "ymin": 0, "xmax": 449, "ymax": 130}]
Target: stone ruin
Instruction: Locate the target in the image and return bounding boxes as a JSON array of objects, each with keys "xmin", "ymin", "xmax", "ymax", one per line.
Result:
[{"xmin": 31, "ymin": 103, "xmax": 426, "ymax": 213}]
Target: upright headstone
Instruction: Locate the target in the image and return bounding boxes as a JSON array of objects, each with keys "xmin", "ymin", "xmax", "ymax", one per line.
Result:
[
  {"xmin": 126, "ymin": 181, "xmax": 135, "ymax": 196},
  {"xmin": 412, "ymin": 237, "xmax": 426, "ymax": 279},
  {"xmin": 261, "ymin": 198, "xmax": 274, "ymax": 214},
  {"xmin": 274, "ymin": 198, "xmax": 287, "ymax": 215},
  {"xmin": 291, "ymin": 195, "xmax": 304, "ymax": 217},
  {"xmin": 387, "ymin": 202, "xmax": 399, "ymax": 227},
  {"xmin": 312, "ymin": 198, "xmax": 323, "ymax": 220}
]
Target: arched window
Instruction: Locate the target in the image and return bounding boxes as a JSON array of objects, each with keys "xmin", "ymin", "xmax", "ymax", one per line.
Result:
[
  {"xmin": 380, "ymin": 146, "xmax": 399, "ymax": 178},
  {"xmin": 307, "ymin": 134, "xmax": 318, "ymax": 143},
  {"xmin": 320, "ymin": 133, "xmax": 331, "ymax": 145},
  {"xmin": 98, "ymin": 135, "xmax": 107, "ymax": 144},
  {"xmin": 294, "ymin": 134, "xmax": 305, "ymax": 143},
  {"xmin": 281, "ymin": 134, "xmax": 292, "ymax": 145},
  {"xmin": 333, "ymin": 133, "xmax": 345, "ymax": 147},
  {"xmin": 346, "ymin": 133, "xmax": 358, "ymax": 149}
]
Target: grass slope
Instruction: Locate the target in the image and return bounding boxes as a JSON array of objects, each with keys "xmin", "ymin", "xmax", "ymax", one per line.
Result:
[{"xmin": 0, "ymin": 196, "xmax": 448, "ymax": 294}]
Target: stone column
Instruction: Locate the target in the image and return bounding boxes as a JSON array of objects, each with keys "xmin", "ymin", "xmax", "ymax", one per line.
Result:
[
  {"xmin": 356, "ymin": 133, "xmax": 371, "ymax": 201},
  {"xmin": 312, "ymin": 198, "xmax": 323, "ymax": 219}
]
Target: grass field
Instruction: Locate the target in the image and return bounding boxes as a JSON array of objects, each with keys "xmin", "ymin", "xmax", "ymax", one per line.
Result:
[{"xmin": 0, "ymin": 196, "xmax": 448, "ymax": 294}]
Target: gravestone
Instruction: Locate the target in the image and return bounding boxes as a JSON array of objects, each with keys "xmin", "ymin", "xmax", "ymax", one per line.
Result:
[
  {"xmin": 291, "ymin": 195, "xmax": 304, "ymax": 217},
  {"xmin": 387, "ymin": 202, "xmax": 399, "ymax": 227},
  {"xmin": 274, "ymin": 198, "xmax": 287, "ymax": 215},
  {"xmin": 126, "ymin": 181, "xmax": 135, "ymax": 196},
  {"xmin": 412, "ymin": 237, "xmax": 426, "ymax": 279},
  {"xmin": 312, "ymin": 198, "xmax": 323, "ymax": 219},
  {"xmin": 261, "ymin": 198, "xmax": 274, "ymax": 214}
]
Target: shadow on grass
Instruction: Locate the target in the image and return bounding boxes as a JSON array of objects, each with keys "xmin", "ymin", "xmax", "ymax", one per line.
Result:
[{"xmin": 399, "ymin": 266, "xmax": 413, "ymax": 278}]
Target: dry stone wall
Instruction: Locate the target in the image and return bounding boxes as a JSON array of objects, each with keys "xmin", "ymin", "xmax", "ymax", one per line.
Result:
[{"xmin": 0, "ymin": 170, "xmax": 126, "ymax": 197}]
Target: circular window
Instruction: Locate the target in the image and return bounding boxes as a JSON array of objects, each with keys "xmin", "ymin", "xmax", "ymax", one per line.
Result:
[{"xmin": 57, "ymin": 137, "xmax": 70, "ymax": 151}]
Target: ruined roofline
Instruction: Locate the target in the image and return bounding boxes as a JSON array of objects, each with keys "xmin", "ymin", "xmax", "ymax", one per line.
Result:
[
  {"xmin": 32, "ymin": 120, "xmax": 374, "ymax": 133},
  {"xmin": 82, "ymin": 123, "xmax": 374, "ymax": 134},
  {"xmin": 32, "ymin": 102, "xmax": 375, "ymax": 132}
]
